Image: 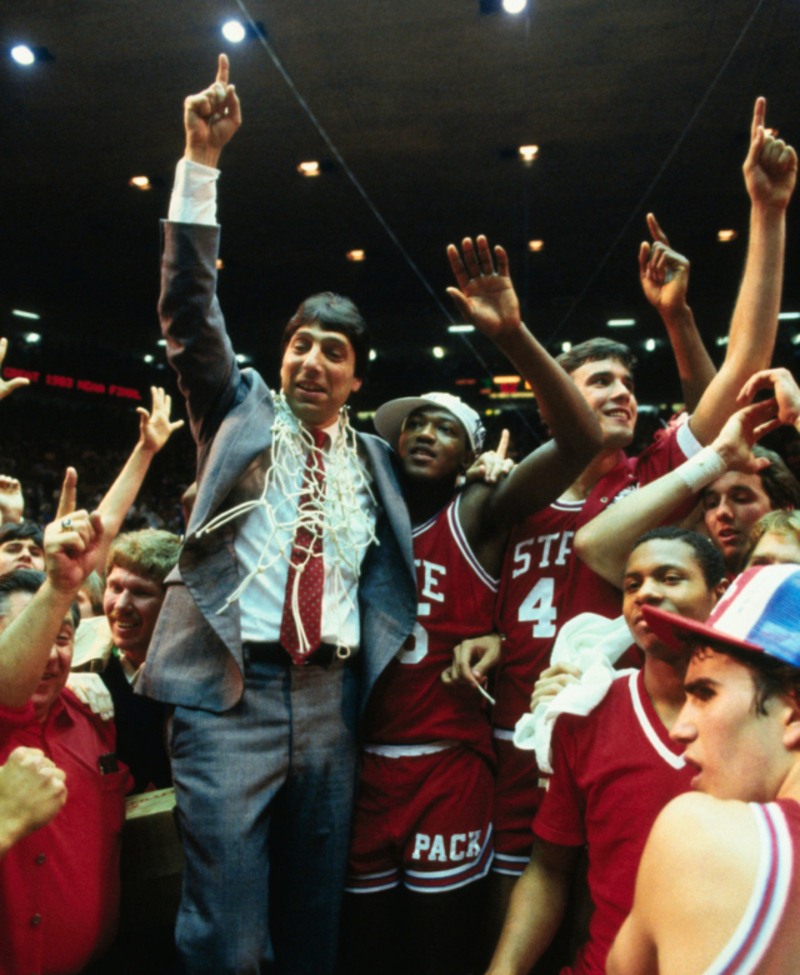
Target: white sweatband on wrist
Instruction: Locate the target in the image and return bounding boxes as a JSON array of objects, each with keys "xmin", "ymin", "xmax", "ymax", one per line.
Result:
[{"xmin": 676, "ymin": 446, "xmax": 727, "ymax": 494}]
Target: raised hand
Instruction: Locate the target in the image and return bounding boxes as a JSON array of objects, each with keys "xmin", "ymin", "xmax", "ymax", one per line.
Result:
[
  {"xmin": 638, "ymin": 214, "xmax": 690, "ymax": 315},
  {"xmin": 738, "ymin": 367, "xmax": 800, "ymax": 430},
  {"xmin": 137, "ymin": 386, "xmax": 184, "ymax": 454},
  {"xmin": 0, "ymin": 476, "xmax": 24, "ymax": 524},
  {"xmin": 446, "ymin": 236, "xmax": 521, "ymax": 340},
  {"xmin": 184, "ymin": 54, "xmax": 242, "ymax": 167},
  {"xmin": 0, "ymin": 338, "xmax": 30, "ymax": 402},
  {"xmin": 711, "ymin": 399, "xmax": 781, "ymax": 474},
  {"xmin": 45, "ymin": 468, "xmax": 104, "ymax": 593},
  {"xmin": 744, "ymin": 97, "xmax": 797, "ymax": 211},
  {"xmin": 464, "ymin": 429, "xmax": 515, "ymax": 485}
]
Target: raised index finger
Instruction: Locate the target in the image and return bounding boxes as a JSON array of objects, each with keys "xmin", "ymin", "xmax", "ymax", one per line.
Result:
[
  {"xmin": 216, "ymin": 53, "xmax": 230, "ymax": 86},
  {"xmin": 751, "ymin": 96, "xmax": 766, "ymax": 143},
  {"xmin": 496, "ymin": 429, "xmax": 510, "ymax": 461},
  {"xmin": 646, "ymin": 213, "xmax": 670, "ymax": 247},
  {"xmin": 55, "ymin": 467, "xmax": 77, "ymax": 521}
]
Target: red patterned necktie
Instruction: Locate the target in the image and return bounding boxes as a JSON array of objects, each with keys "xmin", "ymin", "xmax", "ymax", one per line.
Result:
[{"xmin": 280, "ymin": 428, "xmax": 327, "ymax": 664}]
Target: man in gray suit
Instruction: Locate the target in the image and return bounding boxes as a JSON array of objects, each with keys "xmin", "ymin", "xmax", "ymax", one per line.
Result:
[{"xmin": 139, "ymin": 55, "xmax": 417, "ymax": 974}]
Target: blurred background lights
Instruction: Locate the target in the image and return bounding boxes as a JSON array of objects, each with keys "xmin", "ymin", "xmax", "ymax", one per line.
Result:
[
  {"xmin": 129, "ymin": 176, "xmax": 151, "ymax": 190},
  {"xmin": 11, "ymin": 45, "xmax": 35, "ymax": 65},
  {"xmin": 561, "ymin": 342, "xmax": 572, "ymax": 353},
  {"xmin": 346, "ymin": 249, "xmax": 365, "ymax": 262},
  {"xmin": 12, "ymin": 309, "xmax": 40, "ymax": 320},
  {"xmin": 607, "ymin": 318, "xmax": 636, "ymax": 327},
  {"xmin": 448, "ymin": 324, "xmax": 475, "ymax": 333},
  {"xmin": 222, "ymin": 20, "xmax": 246, "ymax": 43},
  {"xmin": 718, "ymin": 229, "xmax": 738, "ymax": 242},
  {"xmin": 528, "ymin": 240, "xmax": 544, "ymax": 252},
  {"xmin": 519, "ymin": 145, "xmax": 538, "ymax": 162},
  {"xmin": 143, "ymin": 355, "xmax": 154, "ymax": 364},
  {"xmin": 645, "ymin": 338, "xmax": 656, "ymax": 351},
  {"xmin": 432, "ymin": 347, "xmax": 445, "ymax": 359},
  {"xmin": 503, "ymin": 0, "xmax": 527, "ymax": 12},
  {"xmin": 369, "ymin": 350, "xmax": 377, "ymax": 361},
  {"xmin": 298, "ymin": 161, "xmax": 320, "ymax": 177},
  {"xmin": 24, "ymin": 333, "xmax": 41, "ymax": 344}
]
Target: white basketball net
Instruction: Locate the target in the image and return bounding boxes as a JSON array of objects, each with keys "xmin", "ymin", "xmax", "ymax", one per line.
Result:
[{"xmin": 196, "ymin": 392, "xmax": 379, "ymax": 656}]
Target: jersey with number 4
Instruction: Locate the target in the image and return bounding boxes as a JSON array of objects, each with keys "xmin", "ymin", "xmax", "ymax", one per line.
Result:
[
  {"xmin": 493, "ymin": 421, "xmax": 696, "ymax": 730},
  {"xmin": 364, "ymin": 494, "xmax": 497, "ymax": 760}
]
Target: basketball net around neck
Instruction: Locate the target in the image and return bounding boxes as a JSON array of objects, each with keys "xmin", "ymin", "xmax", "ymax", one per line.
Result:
[{"xmin": 195, "ymin": 392, "xmax": 379, "ymax": 656}]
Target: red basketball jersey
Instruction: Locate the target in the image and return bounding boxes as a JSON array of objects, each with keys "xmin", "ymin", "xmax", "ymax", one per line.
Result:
[
  {"xmin": 534, "ymin": 670, "xmax": 693, "ymax": 975},
  {"xmin": 493, "ymin": 424, "xmax": 691, "ymax": 730},
  {"xmin": 705, "ymin": 799, "xmax": 800, "ymax": 975},
  {"xmin": 365, "ymin": 495, "xmax": 497, "ymax": 758}
]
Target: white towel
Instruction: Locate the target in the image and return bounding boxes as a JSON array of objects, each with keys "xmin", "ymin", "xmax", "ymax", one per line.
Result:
[{"xmin": 512, "ymin": 613, "xmax": 636, "ymax": 774}]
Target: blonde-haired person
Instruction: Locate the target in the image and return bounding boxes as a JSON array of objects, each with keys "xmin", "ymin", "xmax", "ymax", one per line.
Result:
[{"xmin": 744, "ymin": 508, "xmax": 800, "ymax": 568}]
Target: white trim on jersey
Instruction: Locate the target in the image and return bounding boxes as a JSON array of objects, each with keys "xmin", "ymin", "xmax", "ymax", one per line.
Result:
[
  {"xmin": 627, "ymin": 672, "xmax": 685, "ymax": 770},
  {"xmin": 550, "ymin": 499, "xmax": 585, "ymax": 512},
  {"xmin": 700, "ymin": 803, "xmax": 793, "ymax": 975},
  {"xmin": 449, "ymin": 494, "xmax": 499, "ymax": 590},
  {"xmin": 344, "ymin": 867, "xmax": 401, "ymax": 895},
  {"xmin": 493, "ymin": 852, "xmax": 530, "ymax": 877},
  {"xmin": 492, "ymin": 727, "xmax": 516, "ymax": 741},
  {"xmin": 363, "ymin": 739, "xmax": 459, "ymax": 758},
  {"xmin": 412, "ymin": 505, "xmax": 447, "ymax": 538}
]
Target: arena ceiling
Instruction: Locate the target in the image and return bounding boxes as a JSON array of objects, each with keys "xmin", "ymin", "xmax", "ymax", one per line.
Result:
[{"xmin": 2, "ymin": 0, "xmax": 800, "ymax": 429}]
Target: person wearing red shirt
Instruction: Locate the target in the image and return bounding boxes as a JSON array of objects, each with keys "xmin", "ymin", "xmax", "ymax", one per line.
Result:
[
  {"xmin": 609, "ymin": 564, "xmax": 800, "ymax": 975},
  {"xmin": 0, "ymin": 476, "xmax": 132, "ymax": 975},
  {"xmin": 486, "ymin": 528, "xmax": 727, "ymax": 975}
]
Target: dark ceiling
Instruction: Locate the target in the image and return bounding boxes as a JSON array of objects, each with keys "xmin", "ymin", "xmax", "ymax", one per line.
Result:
[{"xmin": 2, "ymin": 0, "xmax": 799, "ymax": 434}]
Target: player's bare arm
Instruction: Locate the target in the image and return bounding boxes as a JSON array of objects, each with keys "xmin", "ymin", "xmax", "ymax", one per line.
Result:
[
  {"xmin": 446, "ymin": 237, "xmax": 603, "ymax": 564},
  {"xmin": 688, "ymin": 97, "xmax": 797, "ymax": 447},
  {"xmin": 638, "ymin": 213, "xmax": 715, "ymax": 413}
]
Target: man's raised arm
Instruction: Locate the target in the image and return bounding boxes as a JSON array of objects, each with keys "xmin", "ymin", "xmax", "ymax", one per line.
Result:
[
  {"xmin": 639, "ymin": 213, "xmax": 716, "ymax": 413},
  {"xmin": 689, "ymin": 97, "xmax": 797, "ymax": 446},
  {"xmin": 446, "ymin": 236, "xmax": 604, "ymax": 532},
  {"xmin": 160, "ymin": 55, "xmax": 243, "ymax": 444},
  {"xmin": 0, "ymin": 471, "xmax": 103, "ymax": 708}
]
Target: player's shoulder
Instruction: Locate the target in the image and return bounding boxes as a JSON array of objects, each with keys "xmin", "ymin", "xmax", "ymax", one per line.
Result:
[{"xmin": 649, "ymin": 792, "xmax": 756, "ymax": 865}]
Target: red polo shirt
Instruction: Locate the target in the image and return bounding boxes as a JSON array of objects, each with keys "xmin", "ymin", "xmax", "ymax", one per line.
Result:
[{"xmin": 0, "ymin": 689, "xmax": 132, "ymax": 975}]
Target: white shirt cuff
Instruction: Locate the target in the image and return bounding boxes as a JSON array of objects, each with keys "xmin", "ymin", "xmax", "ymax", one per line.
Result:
[
  {"xmin": 676, "ymin": 412, "xmax": 703, "ymax": 459},
  {"xmin": 168, "ymin": 158, "xmax": 220, "ymax": 225}
]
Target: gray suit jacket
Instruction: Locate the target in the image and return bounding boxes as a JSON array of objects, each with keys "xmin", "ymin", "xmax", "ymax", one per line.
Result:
[{"xmin": 139, "ymin": 222, "xmax": 417, "ymax": 717}]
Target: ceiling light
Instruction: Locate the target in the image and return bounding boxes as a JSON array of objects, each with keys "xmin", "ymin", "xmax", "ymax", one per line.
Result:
[
  {"xmin": 222, "ymin": 20, "xmax": 246, "ymax": 43},
  {"xmin": 369, "ymin": 350, "xmax": 377, "ymax": 361},
  {"xmin": 448, "ymin": 324, "xmax": 475, "ymax": 333},
  {"xmin": 432, "ymin": 347, "xmax": 445, "ymax": 359},
  {"xmin": 216, "ymin": 259, "xmax": 224, "ymax": 270},
  {"xmin": 503, "ymin": 0, "xmax": 527, "ymax": 11},
  {"xmin": 129, "ymin": 176, "xmax": 151, "ymax": 190},
  {"xmin": 792, "ymin": 334, "xmax": 800, "ymax": 346},
  {"xmin": 561, "ymin": 342, "xmax": 572, "ymax": 353},
  {"xmin": 12, "ymin": 309, "xmax": 40, "ymax": 320},
  {"xmin": 607, "ymin": 318, "xmax": 636, "ymax": 328},
  {"xmin": 716, "ymin": 336, "xmax": 729, "ymax": 346},
  {"xmin": 143, "ymin": 354, "xmax": 154, "ymax": 364},
  {"xmin": 297, "ymin": 161, "xmax": 320, "ymax": 177},
  {"xmin": 778, "ymin": 312, "xmax": 800, "ymax": 320},
  {"xmin": 346, "ymin": 250, "xmax": 365, "ymax": 262},
  {"xmin": 157, "ymin": 339, "xmax": 167, "ymax": 347},
  {"xmin": 11, "ymin": 45, "xmax": 35, "ymax": 66},
  {"xmin": 236, "ymin": 354, "xmax": 250, "ymax": 364},
  {"xmin": 519, "ymin": 145, "xmax": 538, "ymax": 163},
  {"xmin": 718, "ymin": 230, "xmax": 738, "ymax": 242},
  {"xmin": 24, "ymin": 332, "xmax": 41, "ymax": 344},
  {"xmin": 528, "ymin": 240, "xmax": 544, "ymax": 252},
  {"xmin": 645, "ymin": 338, "xmax": 656, "ymax": 352}
]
